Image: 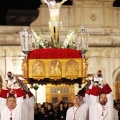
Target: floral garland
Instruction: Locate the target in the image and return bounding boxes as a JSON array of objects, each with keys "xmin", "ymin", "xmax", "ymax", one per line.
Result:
[
  {"xmin": 29, "ymin": 29, "xmax": 82, "ymax": 59},
  {"xmin": 31, "ymin": 28, "xmax": 76, "ymax": 49},
  {"xmin": 63, "ymin": 29, "xmax": 76, "ymax": 49},
  {"xmin": 31, "ymin": 29, "xmax": 51, "ymax": 48},
  {"xmin": 28, "ymin": 48, "xmax": 82, "ymax": 59}
]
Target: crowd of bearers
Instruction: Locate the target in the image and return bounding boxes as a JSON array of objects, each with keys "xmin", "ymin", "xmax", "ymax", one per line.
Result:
[
  {"xmin": 0, "ymin": 71, "xmax": 34, "ymax": 120},
  {"xmin": 34, "ymin": 101, "xmax": 72, "ymax": 120}
]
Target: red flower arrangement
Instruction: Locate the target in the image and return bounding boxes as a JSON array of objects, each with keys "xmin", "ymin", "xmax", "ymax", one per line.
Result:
[{"xmin": 28, "ymin": 48, "xmax": 82, "ymax": 59}]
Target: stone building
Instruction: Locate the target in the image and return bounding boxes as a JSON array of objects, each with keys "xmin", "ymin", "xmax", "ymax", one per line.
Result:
[{"xmin": 0, "ymin": 0, "xmax": 120, "ymax": 103}]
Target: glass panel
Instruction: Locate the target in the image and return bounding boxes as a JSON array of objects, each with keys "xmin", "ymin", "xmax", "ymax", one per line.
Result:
[
  {"xmin": 52, "ymin": 97, "xmax": 58, "ymax": 104},
  {"xmin": 54, "ymin": 88, "xmax": 57, "ymax": 93},
  {"xmin": 50, "ymin": 88, "xmax": 53, "ymax": 93},
  {"xmin": 64, "ymin": 88, "xmax": 69, "ymax": 93},
  {"xmin": 62, "ymin": 97, "xmax": 68, "ymax": 102}
]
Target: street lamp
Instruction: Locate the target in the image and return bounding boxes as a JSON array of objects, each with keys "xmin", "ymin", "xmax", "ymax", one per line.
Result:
[
  {"xmin": 76, "ymin": 26, "xmax": 89, "ymax": 58},
  {"xmin": 19, "ymin": 27, "xmax": 33, "ymax": 84},
  {"xmin": 76, "ymin": 26, "xmax": 89, "ymax": 83},
  {"xmin": 19, "ymin": 27, "xmax": 33, "ymax": 56}
]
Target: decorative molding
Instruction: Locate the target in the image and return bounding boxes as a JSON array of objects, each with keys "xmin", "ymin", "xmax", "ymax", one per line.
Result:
[
  {"xmin": 84, "ymin": 2, "xmax": 104, "ymax": 7},
  {"xmin": 111, "ymin": 40, "xmax": 120, "ymax": 46},
  {"xmin": 104, "ymin": 2, "xmax": 113, "ymax": 7},
  {"xmin": 91, "ymin": 15, "xmax": 97, "ymax": 21}
]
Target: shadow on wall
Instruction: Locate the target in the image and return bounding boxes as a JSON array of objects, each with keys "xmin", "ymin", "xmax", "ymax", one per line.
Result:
[{"xmin": 0, "ymin": 75, "xmax": 3, "ymax": 83}]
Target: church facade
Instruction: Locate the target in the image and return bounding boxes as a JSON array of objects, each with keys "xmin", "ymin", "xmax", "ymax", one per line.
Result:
[{"xmin": 0, "ymin": 0, "xmax": 120, "ymax": 103}]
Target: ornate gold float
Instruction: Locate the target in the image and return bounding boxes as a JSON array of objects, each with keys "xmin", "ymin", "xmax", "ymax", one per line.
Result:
[
  {"xmin": 20, "ymin": 26, "xmax": 89, "ymax": 85},
  {"xmin": 22, "ymin": 57, "xmax": 88, "ymax": 85}
]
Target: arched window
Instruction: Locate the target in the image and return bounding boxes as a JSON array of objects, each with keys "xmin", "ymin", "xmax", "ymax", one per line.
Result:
[
  {"xmin": 116, "ymin": 73, "xmax": 120, "ymax": 82},
  {"xmin": 113, "ymin": 0, "xmax": 120, "ymax": 7},
  {"xmin": 114, "ymin": 72, "xmax": 120, "ymax": 100}
]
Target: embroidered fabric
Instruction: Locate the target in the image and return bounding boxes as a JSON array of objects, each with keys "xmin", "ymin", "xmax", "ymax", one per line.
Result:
[{"xmin": 101, "ymin": 105, "xmax": 105, "ymax": 116}]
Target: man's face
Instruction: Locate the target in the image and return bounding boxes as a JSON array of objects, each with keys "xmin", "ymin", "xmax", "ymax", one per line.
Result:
[
  {"xmin": 7, "ymin": 73, "xmax": 12, "ymax": 78},
  {"xmin": 48, "ymin": 105, "xmax": 52, "ymax": 110},
  {"xmin": 7, "ymin": 97, "xmax": 16, "ymax": 109},
  {"xmin": 34, "ymin": 104, "xmax": 38, "ymax": 110},
  {"xmin": 73, "ymin": 96, "xmax": 80, "ymax": 105},
  {"xmin": 40, "ymin": 107, "xmax": 45, "ymax": 113},
  {"xmin": 99, "ymin": 93, "xmax": 108, "ymax": 105},
  {"xmin": 7, "ymin": 72, "xmax": 13, "ymax": 79},
  {"xmin": 64, "ymin": 103, "xmax": 68, "ymax": 108}
]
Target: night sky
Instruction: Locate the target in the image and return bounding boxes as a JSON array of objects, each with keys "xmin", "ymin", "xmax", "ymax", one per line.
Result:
[
  {"xmin": 0, "ymin": 0, "xmax": 41, "ymax": 25},
  {"xmin": 113, "ymin": 0, "xmax": 120, "ymax": 7},
  {"xmin": 0, "ymin": 0, "xmax": 119, "ymax": 25},
  {"xmin": 0, "ymin": 0, "xmax": 73, "ymax": 25}
]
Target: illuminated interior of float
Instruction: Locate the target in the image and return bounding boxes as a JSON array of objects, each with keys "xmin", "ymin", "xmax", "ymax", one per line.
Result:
[{"xmin": 19, "ymin": 26, "xmax": 89, "ymax": 86}]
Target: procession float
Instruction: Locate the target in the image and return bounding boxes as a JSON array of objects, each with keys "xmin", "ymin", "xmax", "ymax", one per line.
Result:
[
  {"xmin": 19, "ymin": 1, "xmax": 89, "ymax": 86},
  {"xmin": 20, "ymin": 26, "xmax": 89, "ymax": 86}
]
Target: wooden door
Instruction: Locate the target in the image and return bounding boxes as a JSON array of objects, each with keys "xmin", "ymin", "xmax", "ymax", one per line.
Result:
[
  {"xmin": 115, "ymin": 82, "xmax": 120, "ymax": 100},
  {"xmin": 46, "ymin": 84, "xmax": 75, "ymax": 104}
]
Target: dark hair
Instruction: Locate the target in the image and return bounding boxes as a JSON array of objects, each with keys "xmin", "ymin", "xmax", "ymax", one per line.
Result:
[
  {"xmin": 48, "ymin": 103, "xmax": 53, "ymax": 109},
  {"xmin": 7, "ymin": 95, "xmax": 16, "ymax": 99},
  {"xmin": 7, "ymin": 95, "xmax": 16, "ymax": 103},
  {"xmin": 48, "ymin": 103, "xmax": 53, "ymax": 107},
  {"xmin": 41, "ymin": 105, "xmax": 46, "ymax": 109},
  {"xmin": 99, "ymin": 92, "xmax": 106, "ymax": 98},
  {"xmin": 74, "ymin": 95, "xmax": 81, "ymax": 99}
]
